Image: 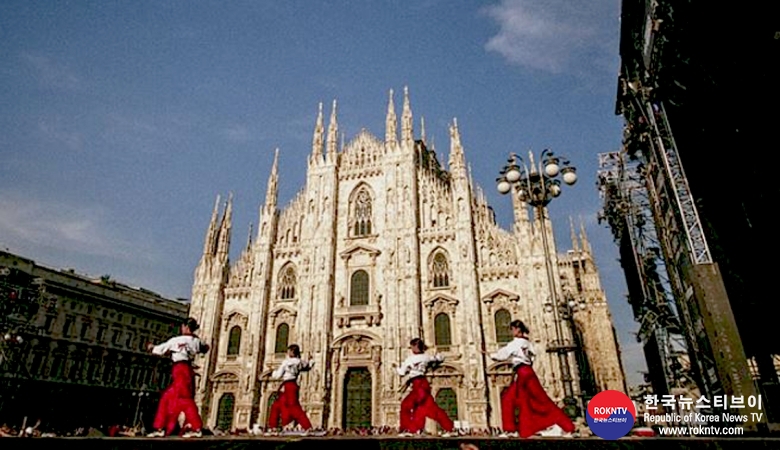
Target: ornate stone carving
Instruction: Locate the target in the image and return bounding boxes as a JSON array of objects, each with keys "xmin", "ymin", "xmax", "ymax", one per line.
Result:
[
  {"xmin": 335, "ymin": 299, "xmax": 382, "ymax": 328},
  {"xmin": 423, "ymin": 293, "xmax": 459, "ymax": 317},
  {"xmin": 430, "ymin": 365, "xmax": 463, "ymax": 388},
  {"xmin": 269, "ymin": 307, "xmax": 297, "ymax": 327},
  {"xmin": 486, "ymin": 362, "xmax": 514, "ymax": 386},
  {"xmin": 224, "ymin": 311, "xmax": 248, "ymax": 331},
  {"xmin": 468, "ymin": 388, "xmax": 484, "ymax": 400},
  {"xmin": 339, "ymin": 244, "xmax": 381, "ymax": 263},
  {"xmin": 481, "ymin": 288, "xmax": 519, "ymax": 305},
  {"xmin": 343, "ymin": 336, "xmax": 370, "ymax": 356}
]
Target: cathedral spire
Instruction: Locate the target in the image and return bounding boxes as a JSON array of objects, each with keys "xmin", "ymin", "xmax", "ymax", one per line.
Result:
[
  {"xmin": 311, "ymin": 102, "xmax": 324, "ymax": 164},
  {"xmin": 385, "ymin": 89, "xmax": 397, "ymax": 147},
  {"xmin": 448, "ymin": 118, "xmax": 466, "ymax": 172},
  {"xmin": 580, "ymin": 219, "xmax": 592, "ymax": 254},
  {"xmin": 420, "ymin": 116, "xmax": 426, "ymax": 144},
  {"xmin": 264, "ymin": 148, "xmax": 279, "ymax": 212},
  {"xmin": 216, "ymin": 192, "xmax": 233, "ymax": 258},
  {"xmin": 246, "ymin": 222, "xmax": 253, "ymax": 252},
  {"xmin": 570, "ymin": 216, "xmax": 580, "ymax": 252},
  {"xmin": 327, "ymin": 100, "xmax": 338, "ymax": 161},
  {"xmin": 401, "ymin": 86, "xmax": 413, "ymax": 147},
  {"xmin": 202, "ymin": 194, "xmax": 221, "ymax": 256}
]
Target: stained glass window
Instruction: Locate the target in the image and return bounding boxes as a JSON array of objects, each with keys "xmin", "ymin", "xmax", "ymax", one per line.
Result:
[
  {"xmin": 352, "ymin": 189, "xmax": 372, "ymax": 236},
  {"xmin": 432, "ymin": 252, "xmax": 450, "ymax": 287},
  {"xmin": 279, "ymin": 266, "xmax": 296, "ymax": 299}
]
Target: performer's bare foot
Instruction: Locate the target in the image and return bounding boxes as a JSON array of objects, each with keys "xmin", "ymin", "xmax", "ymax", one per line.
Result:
[{"xmin": 147, "ymin": 430, "xmax": 165, "ymax": 437}]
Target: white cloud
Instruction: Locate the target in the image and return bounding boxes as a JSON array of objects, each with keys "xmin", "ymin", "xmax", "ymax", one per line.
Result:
[
  {"xmin": 224, "ymin": 124, "xmax": 254, "ymax": 143},
  {"xmin": 37, "ymin": 118, "xmax": 84, "ymax": 151},
  {"xmin": 0, "ymin": 192, "xmax": 141, "ymax": 261},
  {"xmin": 482, "ymin": 0, "xmax": 606, "ymax": 74},
  {"xmin": 20, "ymin": 52, "xmax": 81, "ymax": 90}
]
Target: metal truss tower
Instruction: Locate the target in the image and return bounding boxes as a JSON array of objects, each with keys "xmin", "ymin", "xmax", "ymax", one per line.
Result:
[{"xmin": 597, "ymin": 149, "xmax": 691, "ymax": 396}]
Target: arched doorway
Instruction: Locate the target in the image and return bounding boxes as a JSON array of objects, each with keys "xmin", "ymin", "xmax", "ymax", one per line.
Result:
[
  {"xmin": 216, "ymin": 393, "xmax": 235, "ymax": 431},
  {"xmin": 435, "ymin": 388, "xmax": 458, "ymax": 421},
  {"xmin": 342, "ymin": 367, "xmax": 371, "ymax": 429}
]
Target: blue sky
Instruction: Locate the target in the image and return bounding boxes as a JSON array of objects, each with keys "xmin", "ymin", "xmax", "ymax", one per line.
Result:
[{"xmin": 0, "ymin": 1, "xmax": 644, "ymax": 386}]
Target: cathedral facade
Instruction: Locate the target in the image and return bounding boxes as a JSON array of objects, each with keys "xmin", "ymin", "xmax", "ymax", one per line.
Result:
[{"xmin": 188, "ymin": 88, "xmax": 625, "ymax": 432}]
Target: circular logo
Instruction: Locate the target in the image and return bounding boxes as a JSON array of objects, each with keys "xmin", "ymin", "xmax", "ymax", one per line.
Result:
[{"xmin": 586, "ymin": 390, "xmax": 636, "ymax": 440}]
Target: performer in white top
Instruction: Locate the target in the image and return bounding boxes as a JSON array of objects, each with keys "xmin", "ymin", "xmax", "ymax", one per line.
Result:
[
  {"xmin": 395, "ymin": 338, "xmax": 454, "ymax": 436},
  {"xmin": 147, "ymin": 318, "xmax": 209, "ymax": 438},
  {"xmin": 266, "ymin": 344, "xmax": 314, "ymax": 431},
  {"xmin": 488, "ymin": 319, "xmax": 574, "ymax": 438},
  {"xmin": 489, "ymin": 327, "xmax": 535, "ymax": 368}
]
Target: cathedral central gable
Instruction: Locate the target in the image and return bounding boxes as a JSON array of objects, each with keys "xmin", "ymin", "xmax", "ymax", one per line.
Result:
[{"xmin": 339, "ymin": 244, "xmax": 381, "ymax": 264}]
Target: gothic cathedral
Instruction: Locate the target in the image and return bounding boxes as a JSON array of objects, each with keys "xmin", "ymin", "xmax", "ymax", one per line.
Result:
[{"xmin": 189, "ymin": 88, "xmax": 626, "ymax": 431}]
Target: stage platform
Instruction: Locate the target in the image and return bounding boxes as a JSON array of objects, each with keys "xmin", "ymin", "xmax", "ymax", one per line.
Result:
[{"xmin": 2, "ymin": 436, "xmax": 780, "ymax": 450}]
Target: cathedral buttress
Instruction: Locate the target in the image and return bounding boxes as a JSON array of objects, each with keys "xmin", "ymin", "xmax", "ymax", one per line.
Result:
[
  {"xmin": 191, "ymin": 194, "xmax": 231, "ymax": 422},
  {"xmin": 326, "ymin": 100, "xmax": 338, "ymax": 163},
  {"xmin": 385, "ymin": 89, "xmax": 397, "ymax": 150},
  {"xmin": 310, "ymin": 102, "xmax": 324, "ymax": 167},
  {"xmin": 448, "ymin": 120, "xmax": 491, "ymax": 425},
  {"xmin": 282, "ymin": 99, "xmax": 341, "ymax": 427},
  {"xmin": 242, "ymin": 149, "xmax": 280, "ymax": 428}
]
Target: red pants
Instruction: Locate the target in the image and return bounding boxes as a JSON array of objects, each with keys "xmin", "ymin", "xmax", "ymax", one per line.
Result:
[
  {"xmin": 153, "ymin": 362, "xmax": 203, "ymax": 434},
  {"xmin": 267, "ymin": 380, "xmax": 312, "ymax": 430},
  {"xmin": 399, "ymin": 377, "xmax": 454, "ymax": 433},
  {"xmin": 501, "ymin": 364, "xmax": 574, "ymax": 437}
]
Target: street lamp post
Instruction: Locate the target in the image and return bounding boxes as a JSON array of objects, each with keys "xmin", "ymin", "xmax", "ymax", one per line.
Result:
[
  {"xmin": 545, "ymin": 293, "xmax": 589, "ymax": 414},
  {"xmin": 496, "ymin": 149, "xmax": 580, "ymax": 417}
]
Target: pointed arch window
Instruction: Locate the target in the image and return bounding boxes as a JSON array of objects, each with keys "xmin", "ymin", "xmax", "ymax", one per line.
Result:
[
  {"xmin": 434, "ymin": 313, "xmax": 452, "ymax": 348},
  {"xmin": 495, "ymin": 309, "xmax": 512, "ymax": 344},
  {"xmin": 350, "ymin": 270, "xmax": 369, "ymax": 306},
  {"xmin": 274, "ymin": 323, "xmax": 289, "ymax": 354},
  {"xmin": 279, "ymin": 265, "xmax": 297, "ymax": 300},
  {"xmin": 431, "ymin": 252, "xmax": 450, "ymax": 288},
  {"xmin": 227, "ymin": 325, "xmax": 241, "ymax": 357},
  {"xmin": 351, "ymin": 188, "xmax": 373, "ymax": 237}
]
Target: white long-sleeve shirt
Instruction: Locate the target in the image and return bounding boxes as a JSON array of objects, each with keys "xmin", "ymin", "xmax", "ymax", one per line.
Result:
[
  {"xmin": 152, "ymin": 335, "xmax": 206, "ymax": 363},
  {"xmin": 396, "ymin": 353, "xmax": 443, "ymax": 379},
  {"xmin": 272, "ymin": 357, "xmax": 314, "ymax": 382},
  {"xmin": 489, "ymin": 337, "xmax": 534, "ymax": 368}
]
